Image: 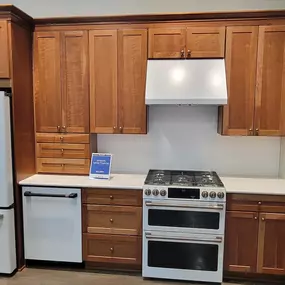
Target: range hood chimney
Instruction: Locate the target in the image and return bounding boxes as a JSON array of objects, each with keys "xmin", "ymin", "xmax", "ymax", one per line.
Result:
[{"xmin": 145, "ymin": 59, "xmax": 228, "ymax": 105}]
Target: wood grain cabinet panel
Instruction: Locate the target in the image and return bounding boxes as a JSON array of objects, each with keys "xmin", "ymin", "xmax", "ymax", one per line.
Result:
[
  {"xmin": 37, "ymin": 158, "xmax": 89, "ymax": 174},
  {"xmin": 219, "ymin": 26, "xmax": 258, "ymax": 135},
  {"xmin": 0, "ymin": 21, "xmax": 10, "ymax": 78},
  {"xmin": 118, "ymin": 29, "xmax": 147, "ymax": 134},
  {"xmin": 186, "ymin": 27, "xmax": 225, "ymax": 58},
  {"xmin": 84, "ymin": 204, "xmax": 142, "ymax": 236},
  {"xmin": 61, "ymin": 31, "xmax": 89, "ymax": 133},
  {"xmin": 224, "ymin": 211, "xmax": 259, "ymax": 273},
  {"xmin": 37, "ymin": 143, "xmax": 90, "ymax": 159},
  {"xmin": 148, "ymin": 28, "xmax": 185, "ymax": 58},
  {"xmin": 36, "ymin": 133, "xmax": 90, "ymax": 144},
  {"xmin": 83, "ymin": 233, "xmax": 142, "ymax": 265},
  {"xmin": 82, "ymin": 189, "xmax": 142, "ymax": 206},
  {"xmin": 255, "ymin": 26, "xmax": 285, "ymax": 136},
  {"xmin": 34, "ymin": 32, "xmax": 62, "ymax": 133},
  {"xmin": 257, "ymin": 213, "xmax": 285, "ymax": 275},
  {"xmin": 89, "ymin": 30, "xmax": 118, "ymax": 133}
]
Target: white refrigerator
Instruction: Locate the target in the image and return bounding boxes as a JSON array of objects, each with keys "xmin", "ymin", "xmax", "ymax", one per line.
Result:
[{"xmin": 0, "ymin": 91, "xmax": 17, "ymax": 274}]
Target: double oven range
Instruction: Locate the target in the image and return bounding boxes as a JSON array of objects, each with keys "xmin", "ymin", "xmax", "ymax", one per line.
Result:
[{"xmin": 142, "ymin": 170, "xmax": 226, "ymax": 284}]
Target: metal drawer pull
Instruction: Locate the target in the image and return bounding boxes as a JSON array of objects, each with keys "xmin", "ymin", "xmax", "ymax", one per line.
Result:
[
  {"xmin": 145, "ymin": 232, "xmax": 223, "ymax": 243},
  {"xmin": 24, "ymin": 191, "xmax": 78, "ymax": 199},
  {"xmin": 145, "ymin": 201, "xmax": 224, "ymax": 210}
]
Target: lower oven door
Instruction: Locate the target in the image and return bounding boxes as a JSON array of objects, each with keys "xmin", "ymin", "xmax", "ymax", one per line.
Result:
[
  {"xmin": 143, "ymin": 199, "xmax": 225, "ymax": 235},
  {"xmin": 143, "ymin": 231, "xmax": 224, "ymax": 283}
]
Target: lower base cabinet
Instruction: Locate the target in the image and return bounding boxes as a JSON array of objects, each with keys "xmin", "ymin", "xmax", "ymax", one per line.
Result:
[
  {"xmin": 82, "ymin": 188, "xmax": 142, "ymax": 270},
  {"xmin": 83, "ymin": 233, "xmax": 141, "ymax": 265},
  {"xmin": 225, "ymin": 194, "xmax": 285, "ymax": 276}
]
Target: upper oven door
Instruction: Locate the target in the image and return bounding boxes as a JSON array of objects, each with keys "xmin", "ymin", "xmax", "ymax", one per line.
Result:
[
  {"xmin": 143, "ymin": 199, "xmax": 225, "ymax": 235},
  {"xmin": 143, "ymin": 231, "xmax": 224, "ymax": 283}
]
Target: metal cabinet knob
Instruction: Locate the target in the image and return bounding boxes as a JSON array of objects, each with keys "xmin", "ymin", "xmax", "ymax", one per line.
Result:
[
  {"xmin": 57, "ymin": 126, "xmax": 61, "ymax": 132},
  {"xmin": 254, "ymin": 216, "xmax": 258, "ymax": 220},
  {"xmin": 60, "ymin": 136, "xmax": 64, "ymax": 141},
  {"xmin": 187, "ymin": 50, "xmax": 191, "ymax": 57},
  {"xmin": 181, "ymin": 49, "xmax": 185, "ymax": 58},
  {"xmin": 110, "ymin": 247, "xmax": 114, "ymax": 252},
  {"xmin": 110, "ymin": 195, "xmax": 114, "ymax": 200},
  {"xmin": 62, "ymin": 126, "xmax": 66, "ymax": 132},
  {"xmin": 258, "ymin": 201, "xmax": 262, "ymax": 205},
  {"xmin": 262, "ymin": 217, "xmax": 265, "ymax": 221},
  {"xmin": 255, "ymin": 128, "xmax": 259, "ymax": 135},
  {"xmin": 110, "ymin": 218, "xmax": 113, "ymax": 223}
]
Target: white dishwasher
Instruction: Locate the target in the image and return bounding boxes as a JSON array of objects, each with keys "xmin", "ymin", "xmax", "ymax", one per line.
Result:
[{"xmin": 22, "ymin": 187, "xmax": 82, "ymax": 263}]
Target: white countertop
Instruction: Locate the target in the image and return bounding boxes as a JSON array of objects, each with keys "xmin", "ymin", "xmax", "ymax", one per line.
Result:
[
  {"xmin": 19, "ymin": 174, "xmax": 285, "ymax": 195},
  {"xmin": 19, "ymin": 174, "xmax": 146, "ymax": 190}
]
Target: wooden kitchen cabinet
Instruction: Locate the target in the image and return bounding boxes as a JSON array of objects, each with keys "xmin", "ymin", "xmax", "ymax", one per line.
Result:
[
  {"xmin": 34, "ymin": 30, "xmax": 89, "ymax": 133},
  {"xmin": 89, "ymin": 28, "xmax": 147, "ymax": 134},
  {"xmin": 257, "ymin": 213, "xmax": 285, "ymax": 275},
  {"xmin": 89, "ymin": 30, "xmax": 118, "ymax": 134},
  {"xmin": 0, "ymin": 21, "xmax": 10, "ymax": 78},
  {"xmin": 34, "ymin": 32, "xmax": 62, "ymax": 133},
  {"xmin": 224, "ymin": 211, "xmax": 259, "ymax": 273},
  {"xmin": 254, "ymin": 26, "xmax": 285, "ymax": 136},
  {"xmin": 225, "ymin": 194, "xmax": 285, "ymax": 276},
  {"xmin": 118, "ymin": 29, "xmax": 147, "ymax": 134},
  {"xmin": 219, "ymin": 25, "xmax": 285, "ymax": 136},
  {"xmin": 148, "ymin": 26, "xmax": 225, "ymax": 58}
]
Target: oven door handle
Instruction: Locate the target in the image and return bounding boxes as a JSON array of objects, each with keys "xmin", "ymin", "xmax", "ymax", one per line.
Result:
[
  {"xmin": 145, "ymin": 232, "xmax": 223, "ymax": 243},
  {"xmin": 144, "ymin": 201, "xmax": 224, "ymax": 210}
]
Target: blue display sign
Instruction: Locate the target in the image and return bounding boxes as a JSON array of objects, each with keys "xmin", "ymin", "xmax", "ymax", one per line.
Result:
[{"xmin": 89, "ymin": 153, "xmax": 112, "ymax": 180}]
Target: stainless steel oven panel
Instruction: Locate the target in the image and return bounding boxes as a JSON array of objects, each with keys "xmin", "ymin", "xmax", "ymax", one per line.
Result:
[
  {"xmin": 143, "ymin": 231, "xmax": 224, "ymax": 283},
  {"xmin": 143, "ymin": 199, "xmax": 225, "ymax": 235}
]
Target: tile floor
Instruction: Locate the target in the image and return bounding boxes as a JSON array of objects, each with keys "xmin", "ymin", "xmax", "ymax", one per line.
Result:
[{"xmin": 0, "ymin": 268, "xmax": 253, "ymax": 285}]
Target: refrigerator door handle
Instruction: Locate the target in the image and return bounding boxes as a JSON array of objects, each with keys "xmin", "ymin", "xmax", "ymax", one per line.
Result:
[{"xmin": 24, "ymin": 191, "xmax": 78, "ymax": 199}]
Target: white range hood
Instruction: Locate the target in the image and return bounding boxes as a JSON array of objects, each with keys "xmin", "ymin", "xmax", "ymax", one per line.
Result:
[{"xmin": 145, "ymin": 59, "xmax": 228, "ymax": 105}]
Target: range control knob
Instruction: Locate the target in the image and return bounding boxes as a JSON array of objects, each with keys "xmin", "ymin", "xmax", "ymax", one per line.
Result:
[
  {"xmin": 210, "ymin": 191, "xmax": 216, "ymax": 198},
  {"xmin": 160, "ymin": 189, "xmax": 167, "ymax": 197},
  {"xmin": 152, "ymin": 189, "xmax": 159, "ymax": 196},
  {"xmin": 217, "ymin": 192, "xmax": 225, "ymax": 199},
  {"xmin": 201, "ymin": 191, "xmax": 208, "ymax": 198},
  {"xmin": 144, "ymin": 189, "xmax": 151, "ymax": 196}
]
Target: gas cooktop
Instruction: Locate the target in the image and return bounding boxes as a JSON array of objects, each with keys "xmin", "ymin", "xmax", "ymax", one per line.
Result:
[{"xmin": 144, "ymin": 169, "xmax": 224, "ymax": 188}]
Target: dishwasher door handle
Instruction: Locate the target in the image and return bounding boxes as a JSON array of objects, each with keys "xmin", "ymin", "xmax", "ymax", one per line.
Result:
[{"xmin": 24, "ymin": 191, "xmax": 78, "ymax": 199}]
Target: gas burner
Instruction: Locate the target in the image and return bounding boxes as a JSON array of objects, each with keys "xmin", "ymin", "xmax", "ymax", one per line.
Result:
[{"xmin": 172, "ymin": 174, "xmax": 193, "ymax": 186}]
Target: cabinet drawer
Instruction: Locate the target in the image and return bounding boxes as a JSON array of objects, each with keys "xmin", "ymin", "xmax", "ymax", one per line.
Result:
[
  {"xmin": 82, "ymin": 189, "xmax": 142, "ymax": 206},
  {"xmin": 83, "ymin": 233, "xmax": 142, "ymax": 265},
  {"xmin": 37, "ymin": 143, "xmax": 90, "ymax": 159},
  {"xmin": 37, "ymin": 158, "xmax": 90, "ymax": 174},
  {"xmin": 83, "ymin": 205, "xmax": 142, "ymax": 236},
  {"xmin": 36, "ymin": 133, "xmax": 90, "ymax": 144}
]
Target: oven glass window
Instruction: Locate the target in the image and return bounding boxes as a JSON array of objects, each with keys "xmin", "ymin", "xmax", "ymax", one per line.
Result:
[
  {"xmin": 148, "ymin": 240, "xmax": 218, "ymax": 271},
  {"xmin": 148, "ymin": 209, "xmax": 220, "ymax": 229}
]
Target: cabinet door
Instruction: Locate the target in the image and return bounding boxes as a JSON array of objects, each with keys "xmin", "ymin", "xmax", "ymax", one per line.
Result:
[
  {"xmin": 224, "ymin": 211, "xmax": 259, "ymax": 273},
  {"xmin": 220, "ymin": 27, "xmax": 258, "ymax": 135},
  {"xmin": 0, "ymin": 21, "xmax": 10, "ymax": 78},
  {"xmin": 89, "ymin": 30, "xmax": 118, "ymax": 134},
  {"xmin": 34, "ymin": 32, "xmax": 62, "ymax": 133},
  {"xmin": 61, "ymin": 31, "xmax": 89, "ymax": 133},
  {"xmin": 255, "ymin": 26, "xmax": 285, "ymax": 136},
  {"xmin": 148, "ymin": 28, "xmax": 185, "ymax": 58},
  {"xmin": 186, "ymin": 27, "xmax": 225, "ymax": 58},
  {"xmin": 118, "ymin": 29, "xmax": 147, "ymax": 134},
  {"xmin": 257, "ymin": 213, "xmax": 285, "ymax": 274}
]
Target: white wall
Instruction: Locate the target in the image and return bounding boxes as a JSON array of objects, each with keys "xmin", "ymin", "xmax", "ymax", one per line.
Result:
[
  {"xmin": 2, "ymin": 0, "xmax": 285, "ymax": 17},
  {"xmin": 98, "ymin": 106, "xmax": 280, "ymax": 177},
  {"xmin": 279, "ymin": 138, "xmax": 285, "ymax": 178}
]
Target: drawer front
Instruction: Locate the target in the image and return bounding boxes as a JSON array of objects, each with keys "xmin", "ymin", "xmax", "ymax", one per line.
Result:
[
  {"xmin": 37, "ymin": 143, "xmax": 90, "ymax": 159},
  {"xmin": 227, "ymin": 194, "xmax": 285, "ymax": 213},
  {"xmin": 37, "ymin": 158, "xmax": 90, "ymax": 174},
  {"xmin": 83, "ymin": 205, "xmax": 142, "ymax": 236},
  {"xmin": 82, "ymin": 189, "xmax": 142, "ymax": 206},
  {"xmin": 83, "ymin": 233, "xmax": 142, "ymax": 265},
  {"xmin": 36, "ymin": 133, "xmax": 90, "ymax": 144}
]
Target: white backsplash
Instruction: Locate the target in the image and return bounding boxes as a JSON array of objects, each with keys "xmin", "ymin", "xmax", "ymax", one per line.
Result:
[{"xmin": 98, "ymin": 106, "xmax": 281, "ymax": 177}]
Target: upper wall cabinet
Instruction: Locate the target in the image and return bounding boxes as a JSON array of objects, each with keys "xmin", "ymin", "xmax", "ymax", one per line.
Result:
[
  {"xmin": 34, "ymin": 31, "xmax": 89, "ymax": 133},
  {"xmin": 148, "ymin": 26, "xmax": 225, "ymax": 59},
  {"xmin": 219, "ymin": 25, "xmax": 285, "ymax": 136},
  {"xmin": 90, "ymin": 28, "xmax": 147, "ymax": 134},
  {"xmin": 0, "ymin": 21, "xmax": 10, "ymax": 78}
]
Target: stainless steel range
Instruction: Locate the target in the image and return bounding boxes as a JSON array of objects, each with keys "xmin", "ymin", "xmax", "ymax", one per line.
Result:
[{"xmin": 142, "ymin": 170, "xmax": 226, "ymax": 284}]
